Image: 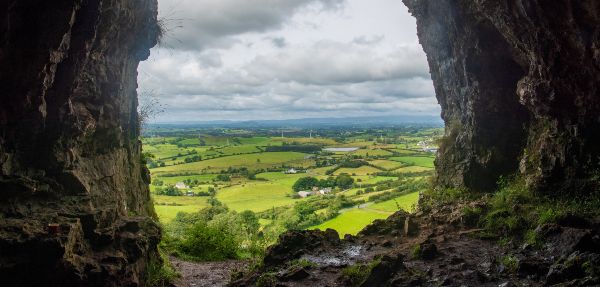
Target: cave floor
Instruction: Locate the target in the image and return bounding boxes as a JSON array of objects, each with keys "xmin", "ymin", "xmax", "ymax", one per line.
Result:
[{"xmin": 171, "ymin": 257, "xmax": 249, "ymax": 287}]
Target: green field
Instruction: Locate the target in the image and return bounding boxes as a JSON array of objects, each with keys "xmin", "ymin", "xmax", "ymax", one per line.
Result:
[
  {"xmin": 351, "ymin": 149, "xmax": 393, "ymax": 157},
  {"xmin": 394, "ymin": 166, "xmax": 433, "ymax": 173},
  {"xmin": 216, "ymin": 172, "xmax": 305, "ymax": 212},
  {"xmin": 334, "ymin": 166, "xmax": 382, "ymax": 176},
  {"xmin": 368, "ymin": 159, "xmax": 405, "ymax": 170},
  {"xmin": 311, "ymin": 209, "xmax": 391, "ymax": 236},
  {"xmin": 144, "ymin": 129, "xmax": 439, "ymax": 249},
  {"xmin": 389, "ymin": 156, "xmax": 435, "ymax": 168},
  {"xmin": 369, "ymin": 192, "xmax": 420, "ymax": 212},
  {"xmin": 353, "ymin": 175, "xmax": 396, "ymax": 185},
  {"xmin": 153, "ymin": 195, "xmax": 210, "ymax": 222},
  {"xmin": 311, "ymin": 192, "xmax": 420, "ymax": 236},
  {"xmin": 151, "ymin": 152, "xmax": 310, "ymax": 174}
]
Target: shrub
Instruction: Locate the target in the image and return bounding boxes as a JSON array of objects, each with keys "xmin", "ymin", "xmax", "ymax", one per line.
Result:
[
  {"xmin": 177, "ymin": 222, "xmax": 239, "ymax": 261},
  {"xmin": 292, "ymin": 177, "xmax": 319, "ymax": 192}
]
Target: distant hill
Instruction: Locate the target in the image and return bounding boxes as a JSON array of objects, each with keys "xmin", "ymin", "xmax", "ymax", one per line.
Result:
[{"xmin": 150, "ymin": 116, "xmax": 443, "ymax": 129}]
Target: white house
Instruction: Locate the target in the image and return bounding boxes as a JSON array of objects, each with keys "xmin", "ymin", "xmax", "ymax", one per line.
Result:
[
  {"xmin": 319, "ymin": 187, "xmax": 332, "ymax": 195},
  {"xmin": 285, "ymin": 168, "xmax": 298, "ymax": 174},
  {"xmin": 175, "ymin": 182, "xmax": 188, "ymax": 189},
  {"xmin": 298, "ymin": 191, "xmax": 313, "ymax": 198}
]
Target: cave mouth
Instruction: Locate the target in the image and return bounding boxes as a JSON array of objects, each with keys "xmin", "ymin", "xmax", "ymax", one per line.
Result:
[{"xmin": 459, "ymin": 20, "xmax": 530, "ymax": 192}]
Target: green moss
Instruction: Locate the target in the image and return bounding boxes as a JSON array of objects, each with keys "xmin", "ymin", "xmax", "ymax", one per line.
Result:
[
  {"xmin": 341, "ymin": 258, "xmax": 381, "ymax": 287},
  {"xmin": 461, "ymin": 206, "xmax": 483, "ymax": 227},
  {"xmin": 436, "ymin": 118, "xmax": 462, "ymax": 152},
  {"xmin": 500, "ymin": 255, "xmax": 519, "ymax": 273},
  {"xmin": 255, "ymin": 272, "xmax": 277, "ymax": 287},
  {"xmin": 145, "ymin": 250, "xmax": 180, "ymax": 287},
  {"xmin": 419, "ymin": 187, "xmax": 473, "ymax": 212},
  {"xmin": 411, "ymin": 244, "xmax": 423, "ymax": 259},
  {"xmin": 287, "ymin": 258, "xmax": 316, "ymax": 269}
]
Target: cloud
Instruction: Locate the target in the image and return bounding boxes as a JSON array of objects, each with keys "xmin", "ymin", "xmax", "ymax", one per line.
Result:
[
  {"xmin": 158, "ymin": 0, "xmax": 347, "ymax": 50},
  {"xmin": 138, "ymin": 0, "xmax": 438, "ymax": 122},
  {"xmin": 245, "ymin": 41, "xmax": 429, "ymax": 85},
  {"xmin": 269, "ymin": 37, "xmax": 287, "ymax": 48}
]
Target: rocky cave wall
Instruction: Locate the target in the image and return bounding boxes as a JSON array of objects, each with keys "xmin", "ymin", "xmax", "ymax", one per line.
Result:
[
  {"xmin": 0, "ymin": 0, "xmax": 160, "ymax": 285},
  {"xmin": 403, "ymin": 0, "xmax": 600, "ymax": 194}
]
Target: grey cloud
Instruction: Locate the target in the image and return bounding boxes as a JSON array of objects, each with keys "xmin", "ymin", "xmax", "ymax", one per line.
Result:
[
  {"xmin": 352, "ymin": 35, "xmax": 385, "ymax": 45},
  {"xmin": 158, "ymin": 0, "xmax": 347, "ymax": 50},
  {"xmin": 244, "ymin": 41, "xmax": 429, "ymax": 85},
  {"xmin": 269, "ymin": 37, "xmax": 287, "ymax": 48},
  {"xmin": 139, "ymin": 0, "xmax": 438, "ymax": 122}
]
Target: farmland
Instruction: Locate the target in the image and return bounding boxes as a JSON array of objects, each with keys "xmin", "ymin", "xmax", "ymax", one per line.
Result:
[{"xmin": 143, "ymin": 125, "xmax": 441, "ymax": 256}]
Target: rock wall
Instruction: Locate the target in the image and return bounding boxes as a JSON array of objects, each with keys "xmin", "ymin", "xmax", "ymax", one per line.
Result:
[
  {"xmin": 404, "ymin": 0, "xmax": 600, "ymax": 194},
  {"xmin": 0, "ymin": 0, "xmax": 160, "ymax": 285}
]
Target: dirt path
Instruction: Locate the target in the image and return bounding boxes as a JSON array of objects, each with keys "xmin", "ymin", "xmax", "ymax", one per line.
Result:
[{"xmin": 170, "ymin": 257, "xmax": 248, "ymax": 287}]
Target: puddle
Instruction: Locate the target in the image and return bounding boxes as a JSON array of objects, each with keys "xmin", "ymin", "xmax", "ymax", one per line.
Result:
[{"xmin": 302, "ymin": 245, "xmax": 363, "ymax": 267}]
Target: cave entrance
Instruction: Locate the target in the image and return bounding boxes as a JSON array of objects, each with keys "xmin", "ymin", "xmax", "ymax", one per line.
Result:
[{"xmin": 408, "ymin": 2, "xmax": 531, "ymax": 192}]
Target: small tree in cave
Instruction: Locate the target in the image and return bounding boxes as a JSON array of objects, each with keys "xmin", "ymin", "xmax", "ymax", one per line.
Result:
[{"xmin": 138, "ymin": 90, "xmax": 165, "ymax": 133}]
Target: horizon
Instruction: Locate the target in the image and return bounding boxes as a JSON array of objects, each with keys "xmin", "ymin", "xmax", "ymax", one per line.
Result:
[{"xmin": 147, "ymin": 115, "xmax": 444, "ymax": 126}]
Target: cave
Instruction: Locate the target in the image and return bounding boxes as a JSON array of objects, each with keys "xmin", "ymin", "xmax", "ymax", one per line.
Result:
[{"xmin": 1, "ymin": 0, "xmax": 600, "ymax": 286}]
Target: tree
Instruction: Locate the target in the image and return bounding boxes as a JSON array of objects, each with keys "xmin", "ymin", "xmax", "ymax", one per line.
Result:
[
  {"xmin": 164, "ymin": 185, "xmax": 183, "ymax": 196},
  {"xmin": 137, "ymin": 90, "xmax": 165, "ymax": 133},
  {"xmin": 335, "ymin": 174, "xmax": 354, "ymax": 190},
  {"xmin": 216, "ymin": 174, "xmax": 231, "ymax": 182},
  {"xmin": 239, "ymin": 210, "xmax": 260, "ymax": 235},
  {"xmin": 292, "ymin": 177, "xmax": 319, "ymax": 192}
]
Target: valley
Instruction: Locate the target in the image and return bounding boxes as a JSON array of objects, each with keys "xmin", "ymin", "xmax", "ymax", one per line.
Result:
[{"xmin": 143, "ymin": 124, "xmax": 441, "ymax": 261}]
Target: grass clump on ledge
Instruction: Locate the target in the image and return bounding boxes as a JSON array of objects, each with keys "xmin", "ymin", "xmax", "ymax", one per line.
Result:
[
  {"xmin": 469, "ymin": 176, "xmax": 599, "ymax": 245},
  {"xmin": 420, "ymin": 175, "xmax": 600, "ymax": 246},
  {"xmin": 341, "ymin": 258, "xmax": 381, "ymax": 287}
]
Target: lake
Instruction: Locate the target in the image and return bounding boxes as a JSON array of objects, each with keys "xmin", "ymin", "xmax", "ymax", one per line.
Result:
[{"xmin": 322, "ymin": 147, "xmax": 359, "ymax": 152}]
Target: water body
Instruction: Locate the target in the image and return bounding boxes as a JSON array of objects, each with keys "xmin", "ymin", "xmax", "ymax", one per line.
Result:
[{"xmin": 323, "ymin": 147, "xmax": 359, "ymax": 152}]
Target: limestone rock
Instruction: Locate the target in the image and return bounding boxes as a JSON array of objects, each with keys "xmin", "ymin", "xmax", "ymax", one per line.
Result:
[{"xmin": 0, "ymin": 0, "xmax": 160, "ymax": 285}]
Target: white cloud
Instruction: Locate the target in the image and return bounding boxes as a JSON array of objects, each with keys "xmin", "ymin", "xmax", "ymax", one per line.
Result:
[{"xmin": 139, "ymin": 0, "xmax": 438, "ymax": 122}]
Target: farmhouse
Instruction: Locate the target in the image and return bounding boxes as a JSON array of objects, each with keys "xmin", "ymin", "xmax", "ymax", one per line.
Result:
[
  {"xmin": 175, "ymin": 182, "xmax": 188, "ymax": 189},
  {"xmin": 285, "ymin": 168, "xmax": 298, "ymax": 174},
  {"xmin": 298, "ymin": 191, "xmax": 313, "ymax": 198},
  {"xmin": 319, "ymin": 187, "xmax": 332, "ymax": 195}
]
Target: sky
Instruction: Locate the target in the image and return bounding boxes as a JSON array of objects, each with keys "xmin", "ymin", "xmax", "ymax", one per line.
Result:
[{"xmin": 137, "ymin": 0, "xmax": 439, "ymax": 122}]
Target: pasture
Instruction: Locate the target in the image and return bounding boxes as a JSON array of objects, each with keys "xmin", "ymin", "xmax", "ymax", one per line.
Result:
[
  {"xmin": 368, "ymin": 159, "xmax": 405, "ymax": 170},
  {"xmin": 153, "ymin": 195, "xmax": 209, "ymax": 222},
  {"xmin": 311, "ymin": 209, "xmax": 391, "ymax": 237},
  {"xmin": 369, "ymin": 191, "xmax": 420, "ymax": 212},
  {"xmin": 151, "ymin": 152, "xmax": 310, "ymax": 175},
  {"xmin": 216, "ymin": 172, "xmax": 306, "ymax": 212},
  {"xmin": 389, "ymin": 156, "xmax": 435, "ymax": 168},
  {"xmin": 334, "ymin": 166, "xmax": 382, "ymax": 176},
  {"xmin": 351, "ymin": 149, "xmax": 393, "ymax": 157}
]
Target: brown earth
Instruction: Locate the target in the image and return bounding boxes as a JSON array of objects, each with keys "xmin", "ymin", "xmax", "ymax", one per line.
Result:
[{"xmin": 171, "ymin": 257, "xmax": 248, "ymax": 287}]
